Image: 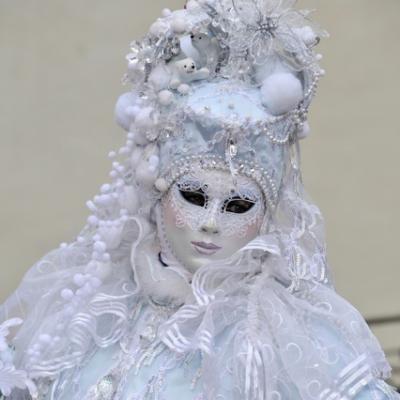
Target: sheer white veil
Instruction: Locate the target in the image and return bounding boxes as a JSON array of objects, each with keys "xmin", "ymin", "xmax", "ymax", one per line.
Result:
[{"xmin": 1, "ymin": 0, "xmax": 395, "ymax": 398}]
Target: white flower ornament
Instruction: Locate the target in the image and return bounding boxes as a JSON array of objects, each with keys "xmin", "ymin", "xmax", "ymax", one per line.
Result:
[{"xmin": 228, "ymin": 0, "xmax": 324, "ymax": 65}]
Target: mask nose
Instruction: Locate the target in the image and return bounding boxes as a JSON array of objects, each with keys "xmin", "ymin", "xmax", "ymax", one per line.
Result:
[{"xmin": 199, "ymin": 200, "xmax": 220, "ymax": 235}]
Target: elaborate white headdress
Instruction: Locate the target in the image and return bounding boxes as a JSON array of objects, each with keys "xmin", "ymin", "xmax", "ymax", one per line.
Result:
[
  {"xmin": 115, "ymin": 0, "xmax": 325, "ymax": 208},
  {"xmin": 1, "ymin": 1, "xmax": 394, "ymax": 399}
]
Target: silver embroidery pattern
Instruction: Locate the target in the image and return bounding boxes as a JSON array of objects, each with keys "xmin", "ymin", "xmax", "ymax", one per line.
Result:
[
  {"xmin": 165, "ymin": 169, "xmax": 265, "ymax": 238},
  {"xmin": 82, "ymin": 303, "xmax": 199, "ymax": 400}
]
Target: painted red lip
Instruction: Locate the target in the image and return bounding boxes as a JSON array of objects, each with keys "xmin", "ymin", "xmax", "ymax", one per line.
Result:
[{"xmin": 191, "ymin": 241, "xmax": 222, "ymax": 250}]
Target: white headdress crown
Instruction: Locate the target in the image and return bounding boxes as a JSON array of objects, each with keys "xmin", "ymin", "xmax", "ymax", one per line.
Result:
[{"xmin": 115, "ymin": 0, "xmax": 327, "ymax": 207}]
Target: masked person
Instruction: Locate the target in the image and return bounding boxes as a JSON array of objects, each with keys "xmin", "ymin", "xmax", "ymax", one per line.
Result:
[{"xmin": 1, "ymin": 0, "xmax": 398, "ymax": 399}]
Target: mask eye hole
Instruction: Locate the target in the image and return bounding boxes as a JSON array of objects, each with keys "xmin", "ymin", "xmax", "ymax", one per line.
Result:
[
  {"xmin": 179, "ymin": 189, "xmax": 207, "ymax": 207},
  {"xmin": 224, "ymin": 196, "xmax": 255, "ymax": 214}
]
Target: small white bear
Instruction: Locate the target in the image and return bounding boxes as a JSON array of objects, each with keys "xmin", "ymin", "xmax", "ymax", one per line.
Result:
[
  {"xmin": 169, "ymin": 57, "xmax": 210, "ymax": 89},
  {"xmin": 190, "ymin": 31, "xmax": 220, "ymax": 70}
]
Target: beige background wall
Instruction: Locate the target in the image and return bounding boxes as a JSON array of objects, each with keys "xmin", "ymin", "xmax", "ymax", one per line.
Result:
[{"xmin": 0, "ymin": 0, "xmax": 399, "ymax": 347}]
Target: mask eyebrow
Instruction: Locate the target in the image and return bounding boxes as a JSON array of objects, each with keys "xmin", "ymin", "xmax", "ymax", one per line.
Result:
[
  {"xmin": 176, "ymin": 178, "xmax": 205, "ymax": 192},
  {"xmin": 228, "ymin": 187, "xmax": 260, "ymax": 203}
]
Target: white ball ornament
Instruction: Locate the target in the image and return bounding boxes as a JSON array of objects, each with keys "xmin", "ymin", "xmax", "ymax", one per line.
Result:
[
  {"xmin": 134, "ymin": 107, "xmax": 155, "ymax": 129},
  {"xmin": 87, "ymin": 215, "xmax": 98, "ymax": 226},
  {"xmin": 150, "ymin": 19, "xmax": 169, "ymax": 37},
  {"xmin": 294, "ymin": 26, "xmax": 318, "ymax": 47},
  {"xmin": 132, "ymin": 131, "xmax": 148, "ymax": 146},
  {"xmin": 126, "ymin": 105, "xmax": 140, "ymax": 119},
  {"xmin": 98, "ymin": 225, "xmax": 123, "ymax": 250},
  {"xmin": 61, "ymin": 288, "xmax": 74, "ymax": 301},
  {"xmin": 136, "ymin": 161, "xmax": 159, "ymax": 187},
  {"xmin": 135, "ymin": 145, "xmax": 160, "ymax": 187},
  {"xmin": 158, "ymin": 90, "xmax": 174, "ymax": 106},
  {"xmin": 170, "ymin": 16, "xmax": 187, "ymax": 34},
  {"xmin": 186, "ymin": 0, "xmax": 201, "ymax": 10},
  {"xmin": 100, "ymin": 184, "xmax": 111, "ymax": 194},
  {"xmin": 148, "ymin": 64, "xmax": 172, "ymax": 92},
  {"xmin": 261, "ymin": 72, "xmax": 303, "ymax": 115},
  {"xmin": 115, "ymin": 92, "xmax": 138, "ymax": 131},
  {"xmin": 94, "ymin": 240, "xmax": 107, "ymax": 253},
  {"xmin": 73, "ymin": 273, "xmax": 86, "ymax": 287},
  {"xmin": 298, "ymin": 121, "xmax": 311, "ymax": 140},
  {"xmin": 178, "ymin": 83, "xmax": 191, "ymax": 95},
  {"xmin": 148, "ymin": 155, "xmax": 160, "ymax": 172},
  {"xmin": 86, "ymin": 200, "xmax": 97, "ymax": 213},
  {"xmin": 155, "ymin": 178, "xmax": 169, "ymax": 193}
]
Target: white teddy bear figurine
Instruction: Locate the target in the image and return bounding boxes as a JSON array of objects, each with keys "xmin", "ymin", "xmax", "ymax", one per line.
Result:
[
  {"xmin": 169, "ymin": 57, "xmax": 210, "ymax": 89},
  {"xmin": 190, "ymin": 32, "xmax": 220, "ymax": 70},
  {"xmin": 148, "ymin": 57, "xmax": 210, "ymax": 93}
]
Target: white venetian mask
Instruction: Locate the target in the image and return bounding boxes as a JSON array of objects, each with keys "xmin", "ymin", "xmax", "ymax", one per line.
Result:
[{"xmin": 158, "ymin": 168, "xmax": 267, "ymax": 273}]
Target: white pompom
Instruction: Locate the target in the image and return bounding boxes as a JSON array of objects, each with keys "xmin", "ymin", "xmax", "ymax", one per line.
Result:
[
  {"xmin": 155, "ymin": 178, "xmax": 169, "ymax": 193},
  {"xmin": 126, "ymin": 105, "xmax": 140, "ymax": 119},
  {"xmin": 294, "ymin": 26, "xmax": 318, "ymax": 47},
  {"xmin": 61, "ymin": 288, "xmax": 74, "ymax": 300},
  {"xmin": 73, "ymin": 273, "xmax": 86, "ymax": 287},
  {"xmin": 178, "ymin": 83, "xmax": 191, "ymax": 95},
  {"xmin": 162, "ymin": 8, "xmax": 172, "ymax": 17},
  {"xmin": 119, "ymin": 185, "xmax": 140, "ymax": 214},
  {"xmin": 148, "ymin": 155, "xmax": 160, "ymax": 172},
  {"xmin": 158, "ymin": 90, "xmax": 174, "ymax": 106},
  {"xmin": 134, "ymin": 107, "xmax": 155, "ymax": 129},
  {"xmin": 115, "ymin": 92, "xmax": 138, "ymax": 131},
  {"xmin": 298, "ymin": 121, "xmax": 311, "ymax": 140},
  {"xmin": 94, "ymin": 240, "xmax": 107, "ymax": 253},
  {"xmin": 130, "ymin": 128, "xmax": 149, "ymax": 146},
  {"xmin": 261, "ymin": 73, "xmax": 303, "ymax": 115},
  {"xmin": 150, "ymin": 19, "xmax": 169, "ymax": 37},
  {"xmin": 87, "ymin": 215, "xmax": 98, "ymax": 226},
  {"xmin": 100, "ymin": 184, "xmax": 111, "ymax": 194},
  {"xmin": 186, "ymin": 0, "xmax": 201, "ymax": 10},
  {"xmin": 148, "ymin": 64, "xmax": 171, "ymax": 91},
  {"xmin": 136, "ymin": 161, "xmax": 159, "ymax": 187},
  {"xmin": 135, "ymin": 145, "xmax": 159, "ymax": 187},
  {"xmin": 170, "ymin": 16, "xmax": 187, "ymax": 33}
]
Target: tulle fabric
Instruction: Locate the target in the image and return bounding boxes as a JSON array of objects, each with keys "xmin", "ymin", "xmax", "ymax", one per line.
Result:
[{"xmin": 1, "ymin": 152, "xmax": 396, "ymax": 399}]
